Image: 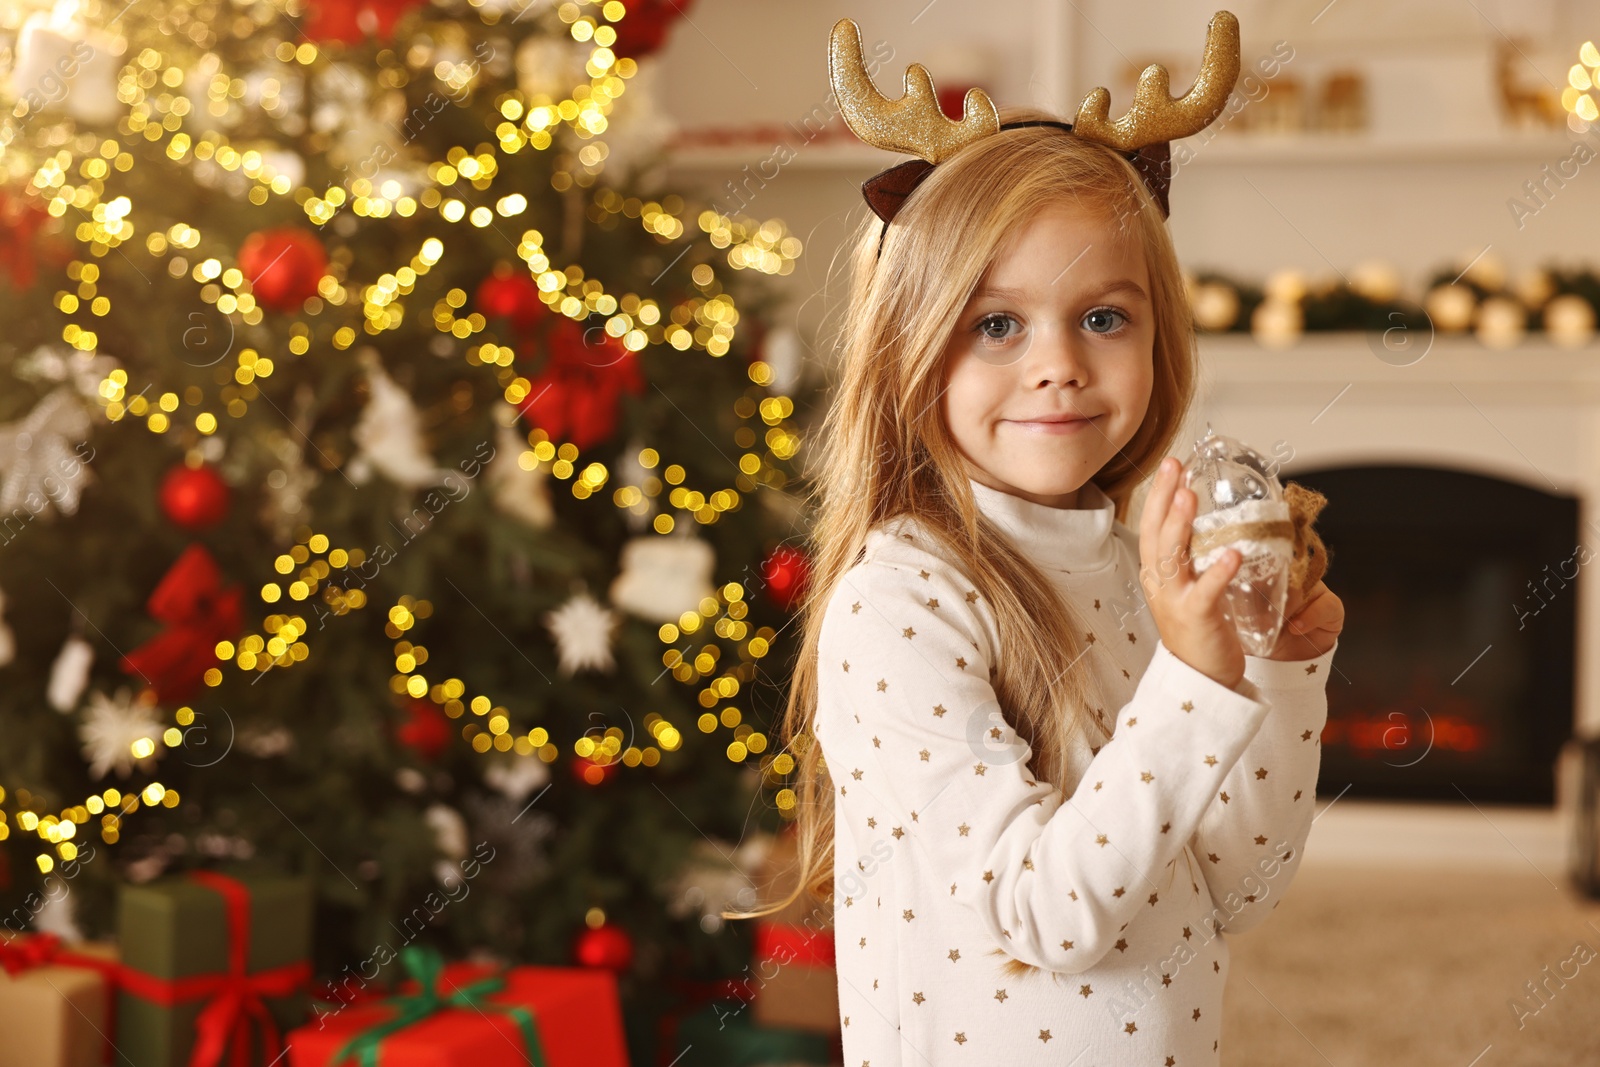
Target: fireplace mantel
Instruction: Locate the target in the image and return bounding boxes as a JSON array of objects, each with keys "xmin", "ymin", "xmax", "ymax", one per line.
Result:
[{"xmin": 1190, "ymin": 334, "xmax": 1600, "ymax": 750}]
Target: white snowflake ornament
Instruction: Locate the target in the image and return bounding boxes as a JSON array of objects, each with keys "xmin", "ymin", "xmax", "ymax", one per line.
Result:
[
  {"xmin": 544, "ymin": 592, "xmax": 617, "ymax": 675},
  {"xmin": 78, "ymin": 687, "xmax": 162, "ymax": 779}
]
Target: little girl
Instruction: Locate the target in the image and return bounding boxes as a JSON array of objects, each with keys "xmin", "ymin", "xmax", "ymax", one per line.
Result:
[{"xmin": 736, "ymin": 13, "xmax": 1346, "ymax": 1066}]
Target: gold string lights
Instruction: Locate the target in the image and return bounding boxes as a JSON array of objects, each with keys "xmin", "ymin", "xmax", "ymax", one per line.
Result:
[
  {"xmin": 0, "ymin": 780, "xmax": 178, "ymax": 874},
  {"xmin": 382, "ymin": 595, "xmax": 685, "ymax": 772},
  {"xmin": 205, "ymin": 529, "xmax": 375, "ymax": 689}
]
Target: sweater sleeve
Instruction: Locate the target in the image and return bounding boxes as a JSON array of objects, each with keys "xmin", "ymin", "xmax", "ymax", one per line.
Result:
[
  {"xmin": 814, "ymin": 546, "xmax": 1280, "ymax": 974},
  {"xmin": 1188, "ymin": 640, "xmax": 1338, "ymax": 938}
]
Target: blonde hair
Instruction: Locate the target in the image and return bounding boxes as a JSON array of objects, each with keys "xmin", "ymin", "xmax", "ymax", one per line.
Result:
[{"xmin": 725, "ymin": 108, "xmax": 1197, "ymax": 982}]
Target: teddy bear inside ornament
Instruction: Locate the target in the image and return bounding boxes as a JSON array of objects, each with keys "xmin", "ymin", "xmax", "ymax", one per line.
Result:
[{"xmin": 1180, "ymin": 427, "xmax": 1330, "ymax": 657}]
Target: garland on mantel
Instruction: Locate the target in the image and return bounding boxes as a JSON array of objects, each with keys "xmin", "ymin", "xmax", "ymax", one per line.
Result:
[{"xmin": 1187, "ymin": 256, "xmax": 1600, "ymax": 349}]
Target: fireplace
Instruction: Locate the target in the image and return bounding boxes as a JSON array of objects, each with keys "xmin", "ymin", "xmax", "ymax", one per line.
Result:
[
  {"xmin": 1185, "ymin": 334, "xmax": 1600, "ymax": 823},
  {"xmin": 1286, "ymin": 465, "xmax": 1578, "ymax": 804}
]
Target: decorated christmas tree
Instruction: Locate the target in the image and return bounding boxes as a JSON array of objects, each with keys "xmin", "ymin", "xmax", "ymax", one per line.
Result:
[{"xmin": 0, "ymin": 0, "xmax": 812, "ymax": 1049}]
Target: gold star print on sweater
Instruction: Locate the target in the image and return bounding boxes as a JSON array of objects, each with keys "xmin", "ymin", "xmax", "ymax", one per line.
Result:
[{"xmin": 811, "ymin": 477, "xmax": 1336, "ymax": 1065}]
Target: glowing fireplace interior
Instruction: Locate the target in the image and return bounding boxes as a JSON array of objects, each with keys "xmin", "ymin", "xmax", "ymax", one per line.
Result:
[{"xmin": 1287, "ymin": 465, "xmax": 1578, "ymax": 804}]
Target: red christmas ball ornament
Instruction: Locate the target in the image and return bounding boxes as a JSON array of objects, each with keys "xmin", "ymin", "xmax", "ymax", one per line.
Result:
[
  {"xmin": 304, "ymin": 0, "xmax": 428, "ymax": 43},
  {"xmin": 238, "ymin": 227, "xmax": 327, "ymax": 312},
  {"xmin": 517, "ymin": 319, "xmax": 645, "ymax": 450},
  {"xmin": 396, "ymin": 699, "xmax": 450, "ymax": 761},
  {"xmin": 475, "ymin": 264, "xmax": 547, "ymax": 332},
  {"xmin": 159, "ymin": 464, "xmax": 230, "ymax": 530},
  {"xmin": 571, "ymin": 753, "xmax": 619, "ymax": 787},
  {"xmin": 573, "ymin": 922, "xmax": 634, "ymax": 972},
  {"xmin": 760, "ymin": 544, "xmax": 810, "ymax": 611}
]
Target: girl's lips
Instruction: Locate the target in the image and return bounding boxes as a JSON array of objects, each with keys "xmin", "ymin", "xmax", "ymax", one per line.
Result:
[{"xmin": 1004, "ymin": 415, "xmax": 1098, "ymax": 434}]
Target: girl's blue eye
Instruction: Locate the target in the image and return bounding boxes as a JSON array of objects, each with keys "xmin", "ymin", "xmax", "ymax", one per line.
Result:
[
  {"xmin": 975, "ymin": 312, "xmax": 1020, "ymax": 344},
  {"xmin": 1082, "ymin": 307, "xmax": 1127, "ymax": 334}
]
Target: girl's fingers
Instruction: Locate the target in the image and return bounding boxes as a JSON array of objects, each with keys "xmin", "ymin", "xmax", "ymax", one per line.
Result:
[
  {"xmin": 1140, "ymin": 458, "xmax": 1180, "ymax": 578},
  {"xmin": 1192, "ymin": 546, "xmax": 1240, "ymax": 604},
  {"xmin": 1150, "ymin": 486, "xmax": 1197, "ymax": 594},
  {"xmin": 1158, "ymin": 485, "xmax": 1196, "ymax": 575},
  {"xmin": 1145, "ymin": 460, "xmax": 1196, "ymax": 591},
  {"xmin": 1141, "ymin": 459, "xmax": 1178, "ymax": 542}
]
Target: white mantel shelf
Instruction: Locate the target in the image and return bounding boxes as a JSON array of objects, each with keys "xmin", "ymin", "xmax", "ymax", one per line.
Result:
[
  {"xmin": 1192, "ymin": 331, "xmax": 1600, "ymax": 495},
  {"xmin": 1199, "ymin": 333, "xmax": 1600, "ymax": 399}
]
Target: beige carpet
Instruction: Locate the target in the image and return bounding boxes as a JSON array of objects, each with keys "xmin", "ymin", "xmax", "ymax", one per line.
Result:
[{"xmin": 1222, "ymin": 858, "xmax": 1600, "ymax": 1065}]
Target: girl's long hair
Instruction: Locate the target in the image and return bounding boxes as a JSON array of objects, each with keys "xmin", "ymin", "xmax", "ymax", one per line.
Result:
[{"xmin": 724, "ymin": 108, "xmax": 1198, "ymax": 980}]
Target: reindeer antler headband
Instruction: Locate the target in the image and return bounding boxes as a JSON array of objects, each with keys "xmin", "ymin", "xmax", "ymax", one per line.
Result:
[{"xmin": 828, "ymin": 12, "xmax": 1242, "ymax": 254}]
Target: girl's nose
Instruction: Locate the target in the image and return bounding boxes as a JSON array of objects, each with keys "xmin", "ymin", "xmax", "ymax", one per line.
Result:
[{"xmin": 1022, "ymin": 325, "xmax": 1089, "ymax": 389}]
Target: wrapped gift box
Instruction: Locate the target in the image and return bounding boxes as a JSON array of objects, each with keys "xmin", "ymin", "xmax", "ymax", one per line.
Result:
[
  {"xmin": 0, "ymin": 935, "xmax": 119, "ymax": 1067},
  {"xmin": 117, "ymin": 870, "xmax": 313, "ymax": 1067},
  {"xmin": 286, "ymin": 957, "xmax": 628, "ymax": 1067},
  {"xmin": 747, "ymin": 829, "xmax": 837, "ymax": 1034}
]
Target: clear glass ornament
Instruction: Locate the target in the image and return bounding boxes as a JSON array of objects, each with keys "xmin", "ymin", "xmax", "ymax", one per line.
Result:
[{"xmin": 1181, "ymin": 426, "xmax": 1293, "ymax": 657}]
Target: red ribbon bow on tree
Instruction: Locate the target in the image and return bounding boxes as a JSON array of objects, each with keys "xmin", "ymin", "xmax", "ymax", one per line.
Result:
[
  {"xmin": 118, "ymin": 871, "xmax": 311, "ymax": 1067},
  {"xmin": 517, "ymin": 318, "xmax": 645, "ymax": 451},
  {"xmin": 0, "ymin": 188, "xmax": 56, "ymax": 290},
  {"xmin": 120, "ymin": 544, "xmax": 242, "ymax": 704}
]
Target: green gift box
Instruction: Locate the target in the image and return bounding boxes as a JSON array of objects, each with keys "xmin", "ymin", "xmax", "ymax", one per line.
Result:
[{"xmin": 115, "ymin": 870, "xmax": 313, "ymax": 1067}]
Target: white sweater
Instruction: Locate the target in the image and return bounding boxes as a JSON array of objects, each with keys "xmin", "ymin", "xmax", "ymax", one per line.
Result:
[{"xmin": 813, "ymin": 477, "xmax": 1336, "ymax": 1065}]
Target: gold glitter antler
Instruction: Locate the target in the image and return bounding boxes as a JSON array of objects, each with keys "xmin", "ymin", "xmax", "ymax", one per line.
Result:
[
  {"xmin": 828, "ymin": 18, "xmax": 1000, "ymax": 164},
  {"xmin": 1072, "ymin": 10, "xmax": 1242, "ymax": 152}
]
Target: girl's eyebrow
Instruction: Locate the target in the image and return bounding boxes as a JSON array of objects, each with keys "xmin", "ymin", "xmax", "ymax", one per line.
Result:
[
  {"xmin": 971, "ymin": 278, "xmax": 1149, "ymax": 302},
  {"xmin": 1083, "ymin": 278, "xmax": 1150, "ymax": 301}
]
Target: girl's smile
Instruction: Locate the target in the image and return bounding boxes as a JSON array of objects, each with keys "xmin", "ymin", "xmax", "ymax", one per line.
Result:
[{"xmin": 1002, "ymin": 413, "xmax": 1102, "ymax": 434}]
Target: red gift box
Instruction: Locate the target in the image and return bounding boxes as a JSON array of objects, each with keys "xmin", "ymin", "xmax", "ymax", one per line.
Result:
[{"xmin": 287, "ymin": 958, "xmax": 628, "ymax": 1067}]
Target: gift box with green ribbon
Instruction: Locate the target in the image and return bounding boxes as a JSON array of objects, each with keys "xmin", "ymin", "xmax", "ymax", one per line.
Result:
[
  {"xmin": 116, "ymin": 869, "xmax": 313, "ymax": 1067},
  {"xmin": 285, "ymin": 946, "xmax": 628, "ymax": 1067}
]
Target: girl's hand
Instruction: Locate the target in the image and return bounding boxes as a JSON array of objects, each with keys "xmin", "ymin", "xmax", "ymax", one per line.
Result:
[
  {"xmin": 1138, "ymin": 456, "xmax": 1247, "ymax": 691},
  {"xmin": 1267, "ymin": 580, "xmax": 1344, "ymax": 662}
]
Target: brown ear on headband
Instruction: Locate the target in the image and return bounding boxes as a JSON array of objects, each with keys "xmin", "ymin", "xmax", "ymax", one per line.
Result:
[
  {"xmin": 1128, "ymin": 141, "xmax": 1174, "ymax": 218},
  {"xmin": 861, "ymin": 159, "xmax": 936, "ymax": 223}
]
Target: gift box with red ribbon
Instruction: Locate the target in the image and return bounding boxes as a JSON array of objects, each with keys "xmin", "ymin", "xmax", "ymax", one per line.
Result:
[
  {"xmin": 0, "ymin": 933, "xmax": 120, "ymax": 1067},
  {"xmin": 285, "ymin": 946, "xmax": 628, "ymax": 1067},
  {"xmin": 116, "ymin": 870, "xmax": 313, "ymax": 1067},
  {"xmin": 746, "ymin": 829, "xmax": 837, "ymax": 1034},
  {"xmin": 748, "ymin": 920, "xmax": 837, "ymax": 1034}
]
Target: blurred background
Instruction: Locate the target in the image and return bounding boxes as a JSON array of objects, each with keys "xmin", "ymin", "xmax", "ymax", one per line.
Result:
[{"xmin": 1, "ymin": 0, "xmax": 1599, "ymax": 1064}]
